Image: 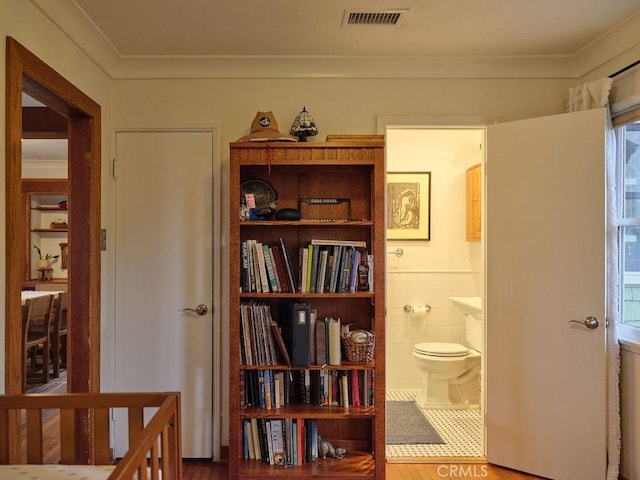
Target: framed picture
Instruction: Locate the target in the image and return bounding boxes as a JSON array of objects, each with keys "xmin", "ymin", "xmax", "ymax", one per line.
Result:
[{"xmin": 386, "ymin": 172, "xmax": 431, "ymax": 240}]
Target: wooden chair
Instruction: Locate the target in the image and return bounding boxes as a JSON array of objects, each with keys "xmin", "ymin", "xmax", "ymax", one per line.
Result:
[
  {"xmin": 22, "ymin": 294, "xmax": 54, "ymax": 392},
  {"xmin": 51, "ymin": 291, "xmax": 68, "ymax": 378}
]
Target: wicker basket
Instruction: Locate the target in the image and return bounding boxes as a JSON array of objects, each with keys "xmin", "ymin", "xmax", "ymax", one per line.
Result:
[{"xmin": 342, "ymin": 330, "xmax": 375, "ymax": 362}]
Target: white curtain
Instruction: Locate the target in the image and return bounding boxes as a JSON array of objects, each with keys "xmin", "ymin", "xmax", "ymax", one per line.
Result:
[{"xmin": 568, "ymin": 77, "xmax": 620, "ymax": 480}]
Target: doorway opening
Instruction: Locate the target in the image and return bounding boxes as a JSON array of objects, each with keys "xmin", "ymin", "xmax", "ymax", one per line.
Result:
[
  {"xmin": 382, "ymin": 123, "xmax": 486, "ymax": 461},
  {"xmin": 5, "ymin": 36, "xmax": 101, "ymax": 405}
]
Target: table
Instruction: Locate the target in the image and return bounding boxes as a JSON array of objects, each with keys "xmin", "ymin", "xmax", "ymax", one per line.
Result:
[{"xmin": 21, "ymin": 291, "xmax": 62, "ymax": 306}]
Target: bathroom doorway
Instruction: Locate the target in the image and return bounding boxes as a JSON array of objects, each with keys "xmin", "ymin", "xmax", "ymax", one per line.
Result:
[{"xmin": 380, "ymin": 121, "xmax": 487, "ymax": 461}]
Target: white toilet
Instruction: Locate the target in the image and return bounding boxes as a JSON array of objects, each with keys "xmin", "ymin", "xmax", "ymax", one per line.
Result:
[{"xmin": 412, "ymin": 298, "xmax": 482, "ymax": 409}]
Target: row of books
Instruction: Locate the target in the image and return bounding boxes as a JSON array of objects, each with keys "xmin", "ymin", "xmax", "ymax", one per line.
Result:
[
  {"xmin": 298, "ymin": 240, "xmax": 373, "ymax": 294},
  {"xmin": 239, "ymin": 301, "xmax": 281, "ymax": 366},
  {"xmin": 240, "ymin": 238, "xmax": 374, "ymax": 294},
  {"xmin": 241, "ymin": 368, "xmax": 375, "ymax": 409},
  {"xmin": 241, "ymin": 238, "xmax": 296, "ymax": 294},
  {"xmin": 240, "ymin": 299, "xmax": 349, "ymax": 368},
  {"xmin": 241, "ymin": 417, "xmax": 319, "ymax": 465}
]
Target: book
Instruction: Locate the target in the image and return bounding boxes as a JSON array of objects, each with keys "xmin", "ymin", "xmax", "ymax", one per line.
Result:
[
  {"xmin": 270, "ymin": 321, "xmax": 292, "ymax": 366},
  {"xmin": 279, "ymin": 237, "xmax": 298, "ymax": 293},
  {"xmin": 268, "ymin": 247, "xmax": 283, "ymax": 292},
  {"xmin": 270, "ymin": 419, "xmax": 285, "ymax": 465},
  {"xmin": 306, "ymin": 245, "xmax": 314, "ymax": 293},
  {"xmin": 309, "ymin": 308, "xmax": 317, "ymax": 367},
  {"xmin": 341, "ymin": 373, "xmax": 350, "ymax": 408},
  {"xmin": 240, "ymin": 241, "xmax": 250, "ymax": 292},
  {"xmin": 337, "ymin": 246, "xmax": 353, "ymax": 293},
  {"xmin": 367, "ymin": 254, "xmax": 374, "ymax": 292},
  {"xmin": 262, "ymin": 244, "xmax": 278, "ymax": 292},
  {"xmin": 349, "ymin": 249, "xmax": 361, "ymax": 293},
  {"xmin": 299, "ymin": 247, "xmax": 309, "ymax": 293},
  {"xmin": 328, "ymin": 246, "xmax": 343, "ymax": 293},
  {"xmin": 351, "ymin": 370, "xmax": 360, "ymax": 406},
  {"xmin": 310, "ymin": 239, "xmax": 367, "ymax": 248},
  {"xmin": 278, "ymin": 299, "xmax": 311, "ymax": 367},
  {"xmin": 315, "ymin": 320, "xmax": 326, "ymax": 365},
  {"xmin": 327, "ymin": 317, "xmax": 342, "ymax": 366},
  {"xmin": 250, "ymin": 418, "xmax": 261, "ymax": 461},
  {"xmin": 270, "ymin": 245, "xmax": 291, "ymax": 292},
  {"xmin": 254, "ymin": 242, "xmax": 270, "ymax": 293},
  {"xmin": 309, "ymin": 244, "xmax": 320, "ymax": 292},
  {"xmin": 316, "ymin": 248, "xmax": 329, "ymax": 293}
]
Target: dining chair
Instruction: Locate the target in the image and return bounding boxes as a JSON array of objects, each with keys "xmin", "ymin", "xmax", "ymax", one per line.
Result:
[
  {"xmin": 22, "ymin": 294, "xmax": 54, "ymax": 392},
  {"xmin": 51, "ymin": 291, "xmax": 68, "ymax": 378}
]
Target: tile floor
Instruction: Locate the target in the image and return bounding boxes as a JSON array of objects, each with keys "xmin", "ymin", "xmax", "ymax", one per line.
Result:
[{"xmin": 386, "ymin": 390, "xmax": 483, "ymax": 458}]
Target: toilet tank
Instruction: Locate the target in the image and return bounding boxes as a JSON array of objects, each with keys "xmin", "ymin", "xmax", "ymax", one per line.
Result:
[{"xmin": 466, "ymin": 314, "xmax": 483, "ymax": 351}]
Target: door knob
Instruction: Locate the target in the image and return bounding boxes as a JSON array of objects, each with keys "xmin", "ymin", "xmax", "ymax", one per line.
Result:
[
  {"xmin": 568, "ymin": 316, "xmax": 599, "ymax": 329},
  {"xmin": 181, "ymin": 304, "xmax": 208, "ymax": 316}
]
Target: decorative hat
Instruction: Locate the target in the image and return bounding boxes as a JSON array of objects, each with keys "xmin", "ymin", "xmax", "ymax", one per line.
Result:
[{"xmin": 236, "ymin": 111, "xmax": 297, "ymax": 142}]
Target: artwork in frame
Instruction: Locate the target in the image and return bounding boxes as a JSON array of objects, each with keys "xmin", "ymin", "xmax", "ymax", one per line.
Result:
[{"xmin": 386, "ymin": 172, "xmax": 431, "ymax": 240}]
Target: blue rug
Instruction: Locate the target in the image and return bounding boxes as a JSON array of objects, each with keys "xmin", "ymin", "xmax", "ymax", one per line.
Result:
[{"xmin": 386, "ymin": 401, "xmax": 445, "ymax": 445}]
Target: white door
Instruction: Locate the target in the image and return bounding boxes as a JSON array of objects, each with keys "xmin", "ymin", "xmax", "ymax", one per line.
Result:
[
  {"xmin": 486, "ymin": 108, "xmax": 607, "ymax": 479},
  {"xmin": 114, "ymin": 130, "xmax": 217, "ymax": 458}
]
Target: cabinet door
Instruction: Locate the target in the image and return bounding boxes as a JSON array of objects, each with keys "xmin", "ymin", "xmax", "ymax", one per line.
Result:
[{"xmin": 466, "ymin": 163, "xmax": 481, "ymax": 241}]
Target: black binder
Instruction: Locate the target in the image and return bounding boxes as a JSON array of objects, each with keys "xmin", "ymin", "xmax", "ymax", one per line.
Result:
[{"xmin": 278, "ymin": 299, "xmax": 311, "ymax": 367}]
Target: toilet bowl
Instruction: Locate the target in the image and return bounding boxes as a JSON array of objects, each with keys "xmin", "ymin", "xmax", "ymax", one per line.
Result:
[{"xmin": 412, "ymin": 342, "xmax": 481, "ymax": 409}]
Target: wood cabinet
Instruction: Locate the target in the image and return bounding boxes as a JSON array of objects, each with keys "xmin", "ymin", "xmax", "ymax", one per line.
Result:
[
  {"xmin": 466, "ymin": 163, "xmax": 481, "ymax": 241},
  {"xmin": 229, "ymin": 140, "xmax": 386, "ymax": 480},
  {"xmin": 22, "ymin": 179, "xmax": 68, "ymax": 288}
]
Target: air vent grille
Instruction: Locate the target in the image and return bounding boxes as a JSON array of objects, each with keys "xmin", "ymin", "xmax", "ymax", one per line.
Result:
[{"xmin": 342, "ymin": 9, "xmax": 408, "ymax": 26}]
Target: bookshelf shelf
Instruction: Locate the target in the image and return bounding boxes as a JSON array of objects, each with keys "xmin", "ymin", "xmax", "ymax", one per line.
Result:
[
  {"xmin": 240, "ymin": 362, "xmax": 376, "ymax": 371},
  {"xmin": 230, "ymin": 140, "xmax": 385, "ymax": 480},
  {"xmin": 239, "ymin": 452, "xmax": 376, "ymax": 479},
  {"xmin": 239, "ymin": 405, "xmax": 376, "ymax": 419}
]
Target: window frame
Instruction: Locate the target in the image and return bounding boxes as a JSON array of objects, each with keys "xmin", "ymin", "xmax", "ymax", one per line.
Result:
[{"xmin": 614, "ymin": 110, "xmax": 640, "ymax": 343}]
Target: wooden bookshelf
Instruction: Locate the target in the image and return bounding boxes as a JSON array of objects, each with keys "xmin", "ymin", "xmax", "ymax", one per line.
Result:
[{"xmin": 229, "ymin": 141, "xmax": 385, "ymax": 480}]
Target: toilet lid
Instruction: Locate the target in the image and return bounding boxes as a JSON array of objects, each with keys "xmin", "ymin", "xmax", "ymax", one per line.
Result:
[{"xmin": 414, "ymin": 342, "xmax": 469, "ymax": 357}]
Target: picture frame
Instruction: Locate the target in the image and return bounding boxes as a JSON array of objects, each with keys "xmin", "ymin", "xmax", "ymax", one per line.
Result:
[{"xmin": 386, "ymin": 172, "xmax": 431, "ymax": 240}]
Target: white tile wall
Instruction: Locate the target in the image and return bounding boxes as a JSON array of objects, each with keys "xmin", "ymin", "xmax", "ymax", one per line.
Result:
[{"xmin": 386, "ymin": 271, "xmax": 481, "ymax": 390}]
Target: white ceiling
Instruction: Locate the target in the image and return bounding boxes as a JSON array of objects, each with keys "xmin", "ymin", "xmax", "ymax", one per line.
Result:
[{"xmin": 72, "ymin": 0, "xmax": 640, "ymax": 58}]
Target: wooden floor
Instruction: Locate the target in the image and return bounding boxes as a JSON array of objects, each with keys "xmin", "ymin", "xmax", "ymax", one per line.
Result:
[{"xmin": 183, "ymin": 460, "xmax": 545, "ymax": 479}]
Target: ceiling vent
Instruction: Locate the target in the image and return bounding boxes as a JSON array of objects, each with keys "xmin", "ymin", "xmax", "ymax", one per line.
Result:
[{"xmin": 342, "ymin": 9, "xmax": 408, "ymax": 27}]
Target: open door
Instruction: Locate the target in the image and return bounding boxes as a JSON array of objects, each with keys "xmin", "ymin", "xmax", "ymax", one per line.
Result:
[{"xmin": 486, "ymin": 108, "xmax": 607, "ymax": 479}]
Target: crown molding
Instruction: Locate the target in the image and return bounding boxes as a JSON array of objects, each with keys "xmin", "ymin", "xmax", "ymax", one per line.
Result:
[
  {"xmin": 573, "ymin": 11, "xmax": 640, "ymax": 80},
  {"xmin": 110, "ymin": 54, "xmax": 574, "ymax": 80},
  {"xmin": 28, "ymin": 0, "xmax": 635, "ymax": 81}
]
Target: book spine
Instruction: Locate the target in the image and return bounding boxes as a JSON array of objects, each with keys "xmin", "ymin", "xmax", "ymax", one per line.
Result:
[
  {"xmin": 309, "ymin": 244, "xmax": 320, "ymax": 292},
  {"xmin": 241, "ymin": 241, "xmax": 250, "ymax": 292},
  {"xmin": 271, "ymin": 245, "xmax": 291, "ymax": 292},
  {"xmin": 316, "ymin": 249, "xmax": 328, "ymax": 293},
  {"xmin": 327, "ymin": 317, "xmax": 342, "ymax": 366},
  {"xmin": 310, "ymin": 239, "xmax": 367, "ymax": 247},
  {"xmin": 349, "ymin": 249, "xmax": 361, "ymax": 293},
  {"xmin": 279, "ymin": 237, "xmax": 298, "ymax": 293},
  {"xmin": 255, "ymin": 242, "xmax": 270, "ymax": 293},
  {"xmin": 262, "ymin": 244, "xmax": 278, "ymax": 292}
]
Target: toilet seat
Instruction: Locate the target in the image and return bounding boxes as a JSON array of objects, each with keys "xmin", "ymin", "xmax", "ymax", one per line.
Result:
[{"xmin": 414, "ymin": 342, "xmax": 469, "ymax": 357}]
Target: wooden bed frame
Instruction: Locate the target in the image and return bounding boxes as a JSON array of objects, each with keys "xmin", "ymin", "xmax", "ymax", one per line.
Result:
[{"xmin": 0, "ymin": 392, "xmax": 182, "ymax": 480}]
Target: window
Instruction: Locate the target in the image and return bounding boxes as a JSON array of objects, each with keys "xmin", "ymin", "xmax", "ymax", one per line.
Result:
[{"xmin": 616, "ymin": 118, "xmax": 640, "ymax": 328}]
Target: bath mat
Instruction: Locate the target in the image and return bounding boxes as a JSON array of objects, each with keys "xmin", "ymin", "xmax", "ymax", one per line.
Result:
[{"xmin": 386, "ymin": 401, "xmax": 445, "ymax": 445}]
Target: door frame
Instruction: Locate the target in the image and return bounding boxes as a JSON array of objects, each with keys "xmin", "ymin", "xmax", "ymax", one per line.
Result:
[{"xmin": 5, "ymin": 37, "xmax": 101, "ymax": 461}]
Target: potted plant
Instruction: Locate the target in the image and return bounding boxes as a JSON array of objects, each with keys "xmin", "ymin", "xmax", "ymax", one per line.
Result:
[{"xmin": 34, "ymin": 245, "xmax": 59, "ymax": 269}]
